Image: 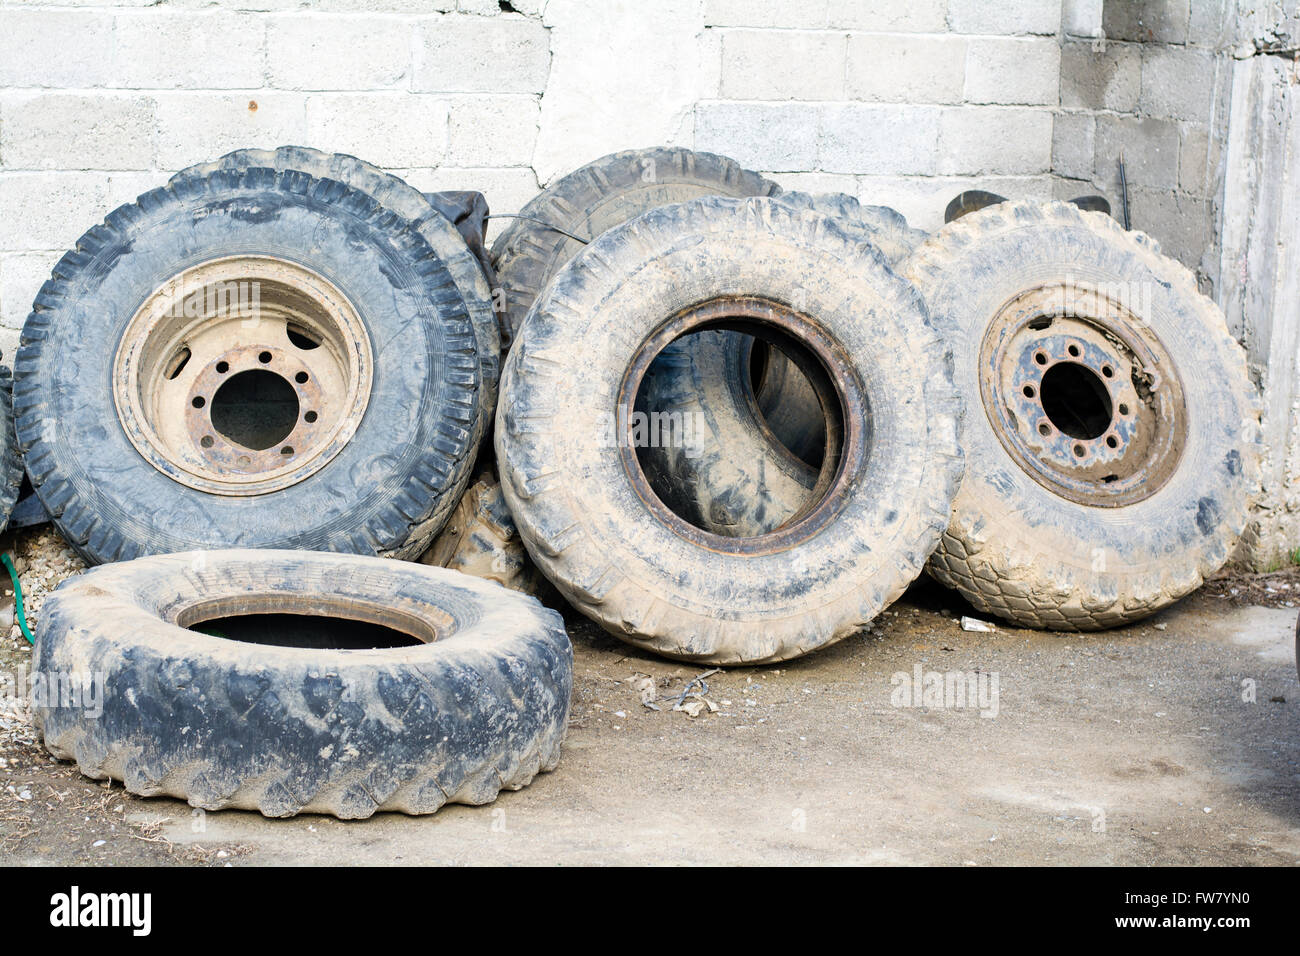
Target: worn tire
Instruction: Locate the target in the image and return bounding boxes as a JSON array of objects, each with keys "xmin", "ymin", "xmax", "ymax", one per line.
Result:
[
  {"xmin": 490, "ymin": 147, "xmax": 780, "ymax": 347},
  {"xmin": 419, "ymin": 466, "xmax": 552, "ymax": 599},
  {"xmin": 497, "ymin": 196, "xmax": 963, "ymax": 664},
  {"xmin": 181, "ymin": 147, "xmax": 500, "ymax": 431},
  {"xmin": 905, "ymin": 201, "xmax": 1261, "ymax": 630},
  {"xmin": 15, "ymin": 156, "xmax": 484, "ymax": 564},
  {"xmin": 0, "ymin": 365, "xmax": 24, "ymax": 530},
  {"xmin": 35, "ymin": 550, "xmax": 572, "ymax": 819}
]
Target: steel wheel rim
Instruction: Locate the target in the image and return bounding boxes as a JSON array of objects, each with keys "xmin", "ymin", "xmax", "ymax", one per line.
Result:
[{"xmin": 113, "ymin": 256, "xmax": 373, "ymax": 496}]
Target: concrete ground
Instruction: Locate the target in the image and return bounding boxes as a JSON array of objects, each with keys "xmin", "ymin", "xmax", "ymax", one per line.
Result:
[{"xmin": 3, "ymin": 574, "xmax": 1297, "ymax": 866}]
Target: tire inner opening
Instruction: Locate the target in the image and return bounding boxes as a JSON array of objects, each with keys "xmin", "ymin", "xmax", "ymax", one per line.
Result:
[
  {"xmin": 187, "ymin": 613, "xmax": 423, "ymax": 649},
  {"xmin": 1040, "ymin": 361, "xmax": 1113, "ymax": 440},
  {"xmin": 209, "ymin": 369, "xmax": 300, "ymax": 450}
]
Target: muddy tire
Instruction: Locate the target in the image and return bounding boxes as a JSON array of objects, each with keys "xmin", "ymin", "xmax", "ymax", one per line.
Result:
[
  {"xmin": 35, "ymin": 550, "xmax": 572, "ymax": 819},
  {"xmin": 180, "ymin": 147, "xmax": 500, "ymax": 430},
  {"xmin": 497, "ymin": 196, "xmax": 962, "ymax": 664},
  {"xmin": 15, "ymin": 154, "xmax": 485, "ymax": 565},
  {"xmin": 0, "ymin": 366, "xmax": 24, "ymax": 530},
  {"xmin": 490, "ymin": 147, "xmax": 780, "ymax": 348},
  {"xmin": 419, "ymin": 467, "xmax": 552, "ymax": 599},
  {"xmin": 905, "ymin": 201, "xmax": 1261, "ymax": 630}
]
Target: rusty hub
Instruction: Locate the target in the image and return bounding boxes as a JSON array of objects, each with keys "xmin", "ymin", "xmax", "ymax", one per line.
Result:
[
  {"xmin": 113, "ymin": 256, "xmax": 372, "ymax": 496},
  {"xmin": 979, "ymin": 283, "xmax": 1186, "ymax": 507}
]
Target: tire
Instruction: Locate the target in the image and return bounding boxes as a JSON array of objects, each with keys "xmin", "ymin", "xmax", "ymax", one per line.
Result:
[
  {"xmin": 180, "ymin": 147, "xmax": 500, "ymax": 431},
  {"xmin": 35, "ymin": 549, "xmax": 572, "ymax": 819},
  {"xmin": 497, "ymin": 196, "xmax": 963, "ymax": 664},
  {"xmin": 419, "ymin": 466, "xmax": 553, "ymax": 599},
  {"xmin": 15, "ymin": 154, "xmax": 485, "ymax": 565},
  {"xmin": 490, "ymin": 147, "xmax": 780, "ymax": 347},
  {"xmin": 636, "ymin": 193, "xmax": 924, "ymax": 535},
  {"xmin": 0, "ymin": 365, "xmax": 25, "ymax": 531},
  {"xmin": 904, "ymin": 201, "xmax": 1262, "ymax": 630}
]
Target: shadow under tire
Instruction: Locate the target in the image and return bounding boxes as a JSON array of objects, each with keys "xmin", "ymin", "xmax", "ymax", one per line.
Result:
[{"xmin": 35, "ymin": 550, "xmax": 572, "ymax": 819}]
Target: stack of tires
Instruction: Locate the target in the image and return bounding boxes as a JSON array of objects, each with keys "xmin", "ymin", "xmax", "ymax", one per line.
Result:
[{"xmin": 5, "ymin": 144, "xmax": 1261, "ymax": 817}]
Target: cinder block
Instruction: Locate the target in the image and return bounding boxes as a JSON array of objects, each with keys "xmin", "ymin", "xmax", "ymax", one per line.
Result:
[
  {"xmin": 938, "ymin": 107, "xmax": 1053, "ymax": 176},
  {"xmin": 705, "ymin": 0, "xmax": 831, "ymax": 29},
  {"xmin": 396, "ymin": 165, "xmax": 540, "ymax": 240},
  {"xmin": 1092, "ymin": 115, "xmax": 1179, "ymax": 190},
  {"xmin": 447, "ymin": 95, "xmax": 539, "ymax": 167},
  {"xmin": 1060, "ymin": 41, "xmax": 1140, "ymax": 112},
  {"xmin": 1102, "ymin": 0, "xmax": 1190, "ymax": 43},
  {"xmin": 154, "ymin": 93, "xmax": 307, "ymax": 170},
  {"xmin": 266, "ymin": 15, "xmax": 412, "ymax": 90},
  {"xmin": 0, "ymin": 251, "xmax": 61, "ymax": 332},
  {"xmin": 964, "ymin": 38, "xmax": 1060, "ymax": 105},
  {"xmin": 1052, "ymin": 112, "xmax": 1095, "ymax": 181},
  {"xmin": 1127, "ymin": 186, "xmax": 1210, "ymax": 270},
  {"xmin": 846, "ymin": 35, "xmax": 967, "ymax": 105},
  {"xmin": 721, "ymin": 30, "xmax": 845, "ymax": 101},
  {"xmin": 768, "ymin": 171, "xmax": 860, "ymax": 196},
  {"xmin": 1062, "ymin": 0, "xmax": 1104, "ymax": 37},
  {"xmin": 114, "ymin": 11, "xmax": 266, "ymax": 89},
  {"xmin": 695, "ymin": 102, "xmax": 818, "ymax": 172},
  {"xmin": 1139, "ymin": 46, "xmax": 1216, "ymax": 121},
  {"xmin": 414, "ymin": 15, "xmax": 550, "ymax": 93},
  {"xmin": 0, "ymin": 10, "xmax": 115, "ymax": 88},
  {"xmin": 1179, "ymin": 121, "xmax": 1209, "ymax": 193},
  {"xmin": 821, "ymin": 104, "xmax": 941, "ymax": 175},
  {"xmin": 1187, "ymin": 0, "xmax": 1231, "ymax": 46},
  {"xmin": 312, "ymin": 0, "xmax": 454, "ymax": 10},
  {"xmin": 948, "ymin": 0, "xmax": 1063, "ymax": 35},
  {"xmin": 827, "ymin": 0, "xmax": 946, "ymax": 32},
  {"xmin": 0, "ymin": 172, "xmax": 113, "ymax": 252},
  {"xmin": 305, "ymin": 94, "xmax": 449, "ymax": 169},
  {"xmin": 0, "ymin": 94, "xmax": 156, "ymax": 171}
]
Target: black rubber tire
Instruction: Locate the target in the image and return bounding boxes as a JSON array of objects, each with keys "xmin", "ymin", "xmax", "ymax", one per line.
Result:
[
  {"xmin": 35, "ymin": 549, "xmax": 572, "ymax": 819},
  {"xmin": 490, "ymin": 147, "xmax": 780, "ymax": 348},
  {"xmin": 904, "ymin": 201, "xmax": 1262, "ymax": 630},
  {"xmin": 636, "ymin": 192, "xmax": 925, "ymax": 535},
  {"xmin": 15, "ymin": 156, "xmax": 484, "ymax": 565},
  {"xmin": 0, "ymin": 365, "xmax": 25, "ymax": 530},
  {"xmin": 419, "ymin": 465, "xmax": 553, "ymax": 599},
  {"xmin": 497, "ymin": 196, "xmax": 963, "ymax": 664},
  {"xmin": 181, "ymin": 147, "xmax": 499, "ymax": 432}
]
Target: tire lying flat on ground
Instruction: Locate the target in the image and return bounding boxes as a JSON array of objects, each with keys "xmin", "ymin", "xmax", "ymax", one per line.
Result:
[
  {"xmin": 35, "ymin": 550, "xmax": 572, "ymax": 819},
  {"xmin": 497, "ymin": 196, "xmax": 963, "ymax": 664},
  {"xmin": 490, "ymin": 147, "xmax": 780, "ymax": 347},
  {"xmin": 15, "ymin": 150, "xmax": 489, "ymax": 565},
  {"xmin": 905, "ymin": 201, "xmax": 1261, "ymax": 630}
]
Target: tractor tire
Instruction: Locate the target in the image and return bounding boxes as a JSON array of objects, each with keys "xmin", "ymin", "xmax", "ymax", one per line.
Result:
[
  {"xmin": 35, "ymin": 550, "xmax": 572, "ymax": 819},
  {"xmin": 490, "ymin": 147, "xmax": 780, "ymax": 347},
  {"xmin": 497, "ymin": 196, "xmax": 962, "ymax": 664},
  {"xmin": 0, "ymin": 366, "xmax": 24, "ymax": 531},
  {"xmin": 15, "ymin": 152, "xmax": 486, "ymax": 565},
  {"xmin": 904, "ymin": 201, "xmax": 1261, "ymax": 630}
]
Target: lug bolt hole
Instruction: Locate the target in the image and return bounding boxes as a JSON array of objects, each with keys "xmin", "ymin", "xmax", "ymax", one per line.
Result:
[
  {"xmin": 258, "ymin": 351, "xmax": 272, "ymax": 364},
  {"xmin": 1067, "ymin": 344, "xmax": 1080, "ymax": 357},
  {"xmin": 191, "ymin": 396, "xmax": 205, "ymax": 409},
  {"xmin": 304, "ymin": 410, "xmax": 318, "ymax": 423},
  {"xmin": 1022, "ymin": 385, "xmax": 1036, "ymax": 398},
  {"xmin": 1118, "ymin": 403, "xmax": 1130, "ymax": 416},
  {"xmin": 1101, "ymin": 365, "xmax": 1113, "ymax": 378},
  {"xmin": 280, "ymin": 446, "xmax": 294, "ymax": 456},
  {"xmin": 1106, "ymin": 436, "xmax": 1118, "ymax": 448},
  {"xmin": 215, "ymin": 361, "xmax": 229, "ymax": 374},
  {"xmin": 200, "ymin": 435, "xmax": 214, "ymax": 448},
  {"xmin": 1034, "ymin": 352, "xmax": 1048, "ymax": 365},
  {"xmin": 1073, "ymin": 444, "xmax": 1086, "ymax": 457},
  {"xmin": 295, "ymin": 371, "xmax": 309, "ymax": 384},
  {"xmin": 1038, "ymin": 422, "xmax": 1051, "ymax": 436}
]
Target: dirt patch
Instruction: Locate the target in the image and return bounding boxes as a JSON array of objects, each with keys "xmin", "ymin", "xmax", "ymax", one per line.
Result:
[{"xmin": 1203, "ymin": 563, "xmax": 1300, "ymax": 608}]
